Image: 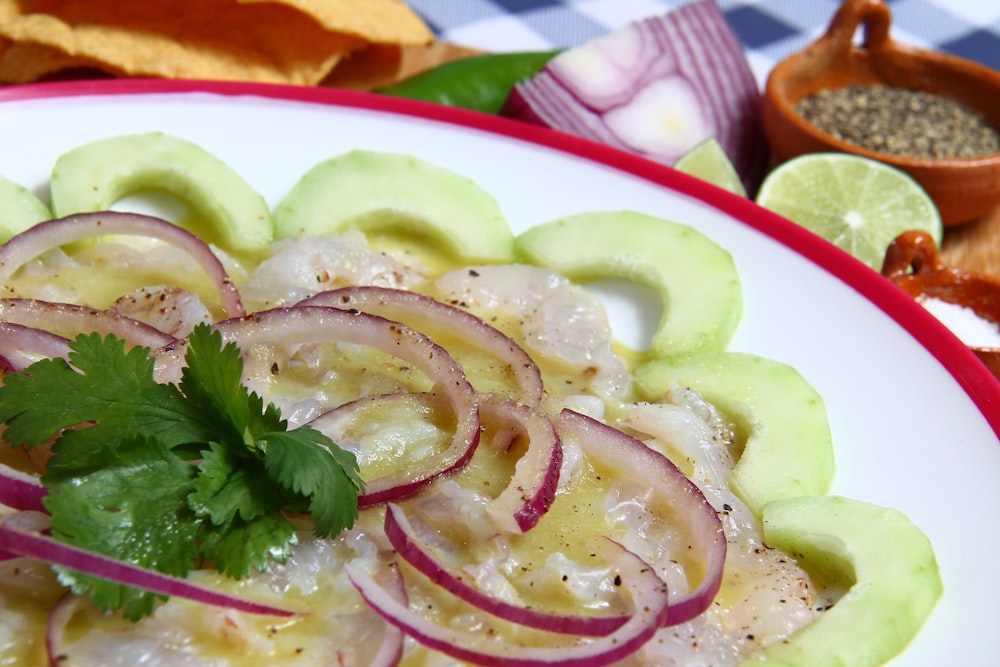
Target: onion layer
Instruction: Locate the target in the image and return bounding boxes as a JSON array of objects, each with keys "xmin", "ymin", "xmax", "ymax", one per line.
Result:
[
  {"xmin": 0, "ymin": 512, "xmax": 293, "ymax": 617},
  {"xmin": 0, "ymin": 212, "xmax": 245, "ymax": 319},
  {"xmin": 346, "ymin": 538, "xmax": 669, "ymax": 667},
  {"xmin": 207, "ymin": 305, "xmax": 481, "ymax": 506},
  {"xmin": 554, "ymin": 409, "xmax": 726, "ymax": 626}
]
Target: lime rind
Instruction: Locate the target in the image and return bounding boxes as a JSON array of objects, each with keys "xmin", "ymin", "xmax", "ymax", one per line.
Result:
[
  {"xmin": 755, "ymin": 153, "xmax": 942, "ymax": 270},
  {"xmin": 673, "ymin": 137, "xmax": 747, "ymax": 197}
]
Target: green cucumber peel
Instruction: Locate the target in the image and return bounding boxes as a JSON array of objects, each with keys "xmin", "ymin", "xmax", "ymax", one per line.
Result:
[
  {"xmin": 0, "ymin": 174, "xmax": 50, "ymax": 243},
  {"xmin": 633, "ymin": 350, "xmax": 835, "ymax": 515},
  {"xmin": 514, "ymin": 210, "xmax": 742, "ymax": 357},
  {"xmin": 273, "ymin": 149, "xmax": 515, "ymax": 265},
  {"xmin": 50, "ymin": 132, "xmax": 273, "ymax": 256},
  {"xmin": 742, "ymin": 495, "xmax": 942, "ymax": 667}
]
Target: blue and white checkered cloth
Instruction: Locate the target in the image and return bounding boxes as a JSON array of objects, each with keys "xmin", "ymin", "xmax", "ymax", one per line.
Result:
[{"xmin": 406, "ymin": 0, "xmax": 1000, "ymax": 89}]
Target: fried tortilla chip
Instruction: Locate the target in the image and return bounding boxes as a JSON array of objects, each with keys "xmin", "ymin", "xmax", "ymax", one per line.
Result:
[{"xmin": 0, "ymin": 0, "xmax": 432, "ymax": 85}]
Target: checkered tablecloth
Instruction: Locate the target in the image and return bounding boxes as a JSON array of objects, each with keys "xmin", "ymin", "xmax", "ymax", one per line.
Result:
[{"xmin": 406, "ymin": 0, "xmax": 1000, "ymax": 89}]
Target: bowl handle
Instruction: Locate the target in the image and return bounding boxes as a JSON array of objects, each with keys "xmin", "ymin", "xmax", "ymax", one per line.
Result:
[
  {"xmin": 822, "ymin": 0, "xmax": 893, "ymax": 53},
  {"xmin": 882, "ymin": 230, "xmax": 946, "ymax": 281}
]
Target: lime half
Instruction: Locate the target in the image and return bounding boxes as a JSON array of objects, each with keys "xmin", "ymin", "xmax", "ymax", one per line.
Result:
[
  {"xmin": 673, "ymin": 138, "xmax": 747, "ymax": 197},
  {"xmin": 755, "ymin": 153, "xmax": 942, "ymax": 270}
]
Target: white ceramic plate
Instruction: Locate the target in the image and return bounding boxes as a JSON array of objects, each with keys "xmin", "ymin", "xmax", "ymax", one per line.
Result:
[{"xmin": 1, "ymin": 80, "xmax": 998, "ymax": 666}]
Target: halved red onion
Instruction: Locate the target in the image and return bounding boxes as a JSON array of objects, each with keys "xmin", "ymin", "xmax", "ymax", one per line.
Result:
[
  {"xmin": 0, "ymin": 322, "xmax": 71, "ymax": 371},
  {"xmin": 0, "ymin": 298, "xmax": 175, "ymax": 349},
  {"xmin": 502, "ymin": 0, "xmax": 767, "ymax": 193},
  {"xmin": 0, "ymin": 511, "xmax": 294, "ymax": 617},
  {"xmin": 346, "ymin": 537, "xmax": 669, "ymax": 667},
  {"xmin": 384, "ymin": 503, "xmax": 630, "ymax": 638},
  {"xmin": 303, "ymin": 286, "xmax": 544, "ymax": 405},
  {"xmin": 0, "ymin": 212, "xmax": 245, "ymax": 319},
  {"xmin": 207, "ymin": 305, "xmax": 481, "ymax": 506},
  {"xmin": 0, "ymin": 460, "xmax": 46, "ymax": 512},
  {"xmin": 554, "ymin": 409, "xmax": 725, "ymax": 626}
]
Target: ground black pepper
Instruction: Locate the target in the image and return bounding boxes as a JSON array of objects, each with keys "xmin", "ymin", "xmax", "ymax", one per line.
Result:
[{"xmin": 793, "ymin": 85, "xmax": 1000, "ymax": 159}]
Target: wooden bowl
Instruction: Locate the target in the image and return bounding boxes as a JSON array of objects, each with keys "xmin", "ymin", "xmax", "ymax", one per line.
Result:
[
  {"xmin": 761, "ymin": 0, "xmax": 1000, "ymax": 226},
  {"xmin": 882, "ymin": 230, "xmax": 1000, "ymax": 379}
]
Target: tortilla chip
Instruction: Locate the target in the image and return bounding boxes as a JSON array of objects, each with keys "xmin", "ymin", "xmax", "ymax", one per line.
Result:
[
  {"xmin": 0, "ymin": 0, "xmax": 432, "ymax": 85},
  {"xmin": 322, "ymin": 41, "xmax": 483, "ymax": 91},
  {"xmin": 244, "ymin": 0, "xmax": 433, "ymax": 45},
  {"xmin": 0, "ymin": 36, "xmax": 99, "ymax": 82}
]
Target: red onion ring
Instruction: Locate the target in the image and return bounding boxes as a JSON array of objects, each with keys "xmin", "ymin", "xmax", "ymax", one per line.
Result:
[
  {"xmin": 479, "ymin": 394, "xmax": 562, "ymax": 533},
  {"xmin": 303, "ymin": 286, "xmax": 544, "ymax": 405},
  {"xmin": 384, "ymin": 503, "xmax": 630, "ymax": 637},
  {"xmin": 0, "ymin": 460, "xmax": 46, "ymax": 512},
  {"xmin": 45, "ymin": 593, "xmax": 86, "ymax": 667},
  {"xmin": 0, "ymin": 298, "xmax": 175, "ymax": 349},
  {"xmin": 0, "ymin": 512, "xmax": 294, "ymax": 617},
  {"xmin": 346, "ymin": 537, "xmax": 669, "ymax": 667},
  {"xmin": 0, "ymin": 322, "xmax": 71, "ymax": 371},
  {"xmin": 207, "ymin": 305, "xmax": 481, "ymax": 506},
  {"xmin": 0, "ymin": 212, "xmax": 244, "ymax": 319},
  {"xmin": 554, "ymin": 409, "xmax": 726, "ymax": 626}
]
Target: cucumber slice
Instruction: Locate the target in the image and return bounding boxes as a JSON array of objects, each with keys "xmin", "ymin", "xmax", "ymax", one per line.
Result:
[
  {"xmin": 514, "ymin": 211, "xmax": 741, "ymax": 357},
  {"xmin": 0, "ymin": 175, "xmax": 50, "ymax": 243},
  {"xmin": 633, "ymin": 350, "xmax": 834, "ymax": 515},
  {"xmin": 49, "ymin": 132, "xmax": 273, "ymax": 256},
  {"xmin": 273, "ymin": 150, "xmax": 515, "ymax": 265},
  {"xmin": 743, "ymin": 495, "xmax": 942, "ymax": 667}
]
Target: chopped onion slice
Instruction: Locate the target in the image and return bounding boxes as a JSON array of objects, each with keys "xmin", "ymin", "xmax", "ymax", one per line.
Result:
[
  {"xmin": 207, "ymin": 305, "xmax": 481, "ymax": 506},
  {"xmin": 0, "ymin": 298, "xmax": 175, "ymax": 349},
  {"xmin": 0, "ymin": 322, "xmax": 71, "ymax": 371},
  {"xmin": 0, "ymin": 512, "xmax": 293, "ymax": 617},
  {"xmin": 479, "ymin": 395, "xmax": 562, "ymax": 533},
  {"xmin": 554, "ymin": 409, "xmax": 726, "ymax": 626},
  {"xmin": 384, "ymin": 503, "xmax": 630, "ymax": 637},
  {"xmin": 0, "ymin": 460, "xmax": 46, "ymax": 512},
  {"xmin": 0, "ymin": 212, "xmax": 245, "ymax": 319},
  {"xmin": 503, "ymin": 0, "xmax": 767, "ymax": 192},
  {"xmin": 303, "ymin": 286, "xmax": 544, "ymax": 405},
  {"xmin": 346, "ymin": 537, "xmax": 669, "ymax": 667},
  {"xmin": 46, "ymin": 593, "xmax": 86, "ymax": 667}
]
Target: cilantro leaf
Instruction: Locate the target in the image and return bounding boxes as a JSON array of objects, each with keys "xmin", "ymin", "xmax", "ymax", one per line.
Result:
[
  {"xmin": 188, "ymin": 442, "xmax": 282, "ymax": 526},
  {"xmin": 199, "ymin": 512, "xmax": 298, "ymax": 578},
  {"xmin": 0, "ymin": 323, "xmax": 364, "ymax": 619},
  {"xmin": 0, "ymin": 333, "xmax": 212, "ymax": 450},
  {"xmin": 43, "ymin": 434, "xmax": 200, "ymax": 621},
  {"xmin": 261, "ymin": 427, "xmax": 364, "ymax": 538}
]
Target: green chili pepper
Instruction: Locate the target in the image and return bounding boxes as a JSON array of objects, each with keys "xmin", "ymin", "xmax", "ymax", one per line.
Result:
[{"xmin": 375, "ymin": 50, "xmax": 562, "ymax": 115}]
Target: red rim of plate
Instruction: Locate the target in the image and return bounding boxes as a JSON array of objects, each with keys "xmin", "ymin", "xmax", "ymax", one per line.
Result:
[{"xmin": 2, "ymin": 78, "xmax": 998, "ymax": 439}]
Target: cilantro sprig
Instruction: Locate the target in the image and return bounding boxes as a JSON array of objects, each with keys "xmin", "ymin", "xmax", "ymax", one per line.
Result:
[{"xmin": 0, "ymin": 324, "xmax": 364, "ymax": 620}]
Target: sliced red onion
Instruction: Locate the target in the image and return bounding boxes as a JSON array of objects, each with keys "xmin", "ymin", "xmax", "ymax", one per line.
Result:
[
  {"xmin": 207, "ymin": 305, "xmax": 481, "ymax": 506},
  {"xmin": 0, "ymin": 298, "xmax": 175, "ymax": 349},
  {"xmin": 554, "ymin": 409, "xmax": 725, "ymax": 626},
  {"xmin": 0, "ymin": 322, "xmax": 71, "ymax": 371},
  {"xmin": 479, "ymin": 395, "xmax": 562, "ymax": 533},
  {"xmin": 303, "ymin": 286, "xmax": 544, "ymax": 405},
  {"xmin": 0, "ymin": 212, "xmax": 245, "ymax": 319},
  {"xmin": 346, "ymin": 537, "xmax": 668, "ymax": 667},
  {"xmin": 503, "ymin": 0, "xmax": 767, "ymax": 192},
  {"xmin": 46, "ymin": 593, "xmax": 86, "ymax": 667},
  {"xmin": 0, "ymin": 460, "xmax": 46, "ymax": 512},
  {"xmin": 0, "ymin": 512, "xmax": 294, "ymax": 617},
  {"xmin": 367, "ymin": 563, "xmax": 408, "ymax": 667},
  {"xmin": 384, "ymin": 503, "xmax": 631, "ymax": 638}
]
